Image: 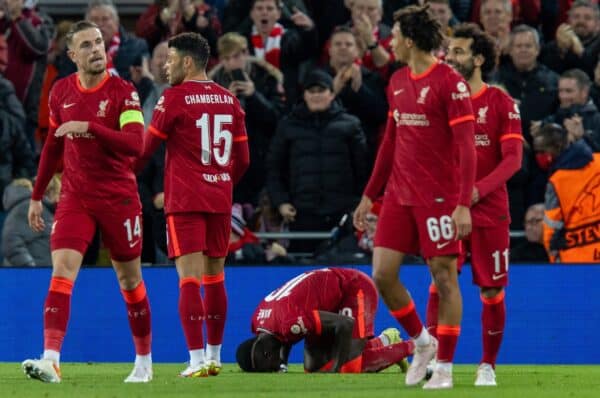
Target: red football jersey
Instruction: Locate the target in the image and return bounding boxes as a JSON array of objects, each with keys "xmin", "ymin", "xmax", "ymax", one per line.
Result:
[
  {"xmin": 385, "ymin": 62, "xmax": 475, "ymax": 207},
  {"xmin": 149, "ymin": 80, "xmax": 247, "ymax": 214},
  {"xmin": 45, "ymin": 73, "xmax": 143, "ymax": 200},
  {"xmin": 471, "ymin": 85, "xmax": 523, "ymax": 226},
  {"xmin": 251, "ymin": 268, "xmax": 366, "ymax": 344}
]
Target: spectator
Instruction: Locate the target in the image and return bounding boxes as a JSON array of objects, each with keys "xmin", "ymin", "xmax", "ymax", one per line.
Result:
[
  {"xmin": 136, "ymin": 0, "xmax": 221, "ymax": 64},
  {"xmin": 449, "ymin": 0, "xmax": 473, "ymax": 22},
  {"xmin": 534, "ymin": 123, "xmax": 600, "ymax": 263},
  {"xmin": 209, "ymin": 32, "xmax": 286, "ymax": 205},
  {"xmin": 346, "ymin": 0, "xmax": 393, "ymax": 71},
  {"xmin": 423, "ymin": 0, "xmax": 458, "ymax": 36},
  {"xmin": 590, "ymin": 55, "xmax": 600, "ymax": 107},
  {"xmin": 0, "ymin": 0, "xmax": 52, "ymax": 146},
  {"xmin": 241, "ymin": 0, "xmax": 317, "ymax": 104},
  {"xmin": 382, "ymin": 0, "xmax": 417, "ymax": 27},
  {"xmin": 58, "ymin": 0, "xmax": 150, "ymax": 81},
  {"xmin": 510, "ymin": 203, "xmax": 549, "ymax": 262},
  {"xmin": 478, "ymin": 0, "xmax": 513, "ymax": 63},
  {"xmin": 35, "ymin": 20, "xmax": 73, "ymax": 150},
  {"xmin": 1, "ymin": 176, "xmax": 60, "ymax": 267},
  {"xmin": 542, "ymin": 68, "xmax": 600, "ymax": 151},
  {"xmin": 0, "ymin": 35, "xmax": 35, "ymax": 211},
  {"xmin": 266, "ymin": 70, "xmax": 367, "ymax": 253},
  {"xmin": 304, "ymin": 0, "xmax": 350, "ymax": 52},
  {"xmin": 495, "ymin": 24, "xmax": 559, "ymax": 143},
  {"xmin": 323, "ymin": 27, "xmax": 387, "ymax": 162},
  {"xmin": 227, "ymin": 204, "xmax": 291, "ymax": 264},
  {"xmin": 540, "ymin": 0, "xmax": 600, "ymax": 78},
  {"xmin": 222, "ymin": 0, "xmax": 309, "ymax": 33},
  {"xmin": 248, "ymin": 188, "xmax": 289, "ymax": 250}
]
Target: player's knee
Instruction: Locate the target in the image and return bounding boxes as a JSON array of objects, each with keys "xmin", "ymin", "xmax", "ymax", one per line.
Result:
[
  {"xmin": 116, "ymin": 273, "xmax": 142, "ymax": 290},
  {"xmin": 431, "ymin": 271, "xmax": 457, "ymax": 299},
  {"xmin": 371, "ymin": 268, "xmax": 394, "ymax": 292}
]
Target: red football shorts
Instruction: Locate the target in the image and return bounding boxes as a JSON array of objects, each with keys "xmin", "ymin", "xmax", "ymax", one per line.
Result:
[
  {"xmin": 339, "ymin": 271, "xmax": 378, "ymax": 339},
  {"xmin": 51, "ymin": 194, "xmax": 142, "ymax": 262},
  {"xmin": 374, "ymin": 202, "xmax": 460, "ymax": 259},
  {"xmin": 166, "ymin": 212, "xmax": 230, "ymax": 259},
  {"xmin": 459, "ymin": 225, "xmax": 510, "ymax": 287}
]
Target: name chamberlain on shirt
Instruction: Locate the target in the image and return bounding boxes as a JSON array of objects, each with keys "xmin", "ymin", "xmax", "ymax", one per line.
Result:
[{"xmin": 185, "ymin": 94, "xmax": 234, "ymax": 105}]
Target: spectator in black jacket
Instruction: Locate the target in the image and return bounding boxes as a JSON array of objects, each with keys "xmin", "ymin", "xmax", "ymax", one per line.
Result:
[
  {"xmin": 266, "ymin": 70, "xmax": 368, "ymax": 253},
  {"xmin": 510, "ymin": 203, "xmax": 549, "ymax": 263},
  {"xmin": 323, "ymin": 27, "xmax": 387, "ymax": 163},
  {"xmin": 209, "ymin": 32, "xmax": 286, "ymax": 205},
  {"xmin": 0, "ymin": 43, "xmax": 35, "ymax": 211},
  {"xmin": 541, "ymin": 68, "xmax": 600, "ymax": 151}
]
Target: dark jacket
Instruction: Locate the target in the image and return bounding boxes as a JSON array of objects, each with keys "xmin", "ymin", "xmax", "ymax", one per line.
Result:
[
  {"xmin": 1, "ymin": 184, "xmax": 53, "ymax": 266},
  {"xmin": 544, "ymin": 100, "xmax": 600, "ymax": 152},
  {"xmin": 0, "ymin": 8, "xmax": 53, "ymax": 130},
  {"xmin": 210, "ymin": 57, "xmax": 286, "ymax": 205},
  {"xmin": 494, "ymin": 62, "xmax": 559, "ymax": 144},
  {"xmin": 0, "ymin": 76, "xmax": 35, "ymax": 206},
  {"xmin": 540, "ymin": 33, "xmax": 600, "ymax": 78},
  {"xmin": 267, "ymin": 100, "xmax": 367, "ymax": 215},
  {"xmin": 57, "ymin": 26, "xmax": 149, "ymax": 82}
]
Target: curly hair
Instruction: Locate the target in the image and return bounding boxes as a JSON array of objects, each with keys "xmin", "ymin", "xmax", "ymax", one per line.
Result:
[
  {"xmin": 393, "ymin": 5, "xmax": 443, "ymax": 52},
  {"xmin": 453, "ymin": 23, "xmax": 497, "ymax": 76}
]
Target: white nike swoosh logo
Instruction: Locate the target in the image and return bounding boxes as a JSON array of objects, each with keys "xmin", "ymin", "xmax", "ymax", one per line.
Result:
[
  {"xmin": 487, "ymin": 330, "xmax": 503, "ymax": 336},
  {"xmin": 393, "ymin": 89, "xmax": 404, "ymax": 95},
  {"xmin": 63, "ymin": 103, "xmax": 76, "ymax": 108},
  {"xmin": 492, "ymin": 273, "xmax": 506, "ymax": 280},
  {"xmin": 436, "ymin": 241, "xmax": 450, "ymax": 249},
  {"xmin": 129, "ymin": 240, "xmax": 140, "ymax": 248}
]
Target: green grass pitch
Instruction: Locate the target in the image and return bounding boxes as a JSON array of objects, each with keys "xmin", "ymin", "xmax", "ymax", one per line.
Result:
[{"xmin": 1, "ymin": 363, "xmax": 599, "ymax": 398}]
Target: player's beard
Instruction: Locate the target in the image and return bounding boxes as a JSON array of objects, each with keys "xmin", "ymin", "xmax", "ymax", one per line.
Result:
[
  {"xmin": 449, "ymin": 59, "xmax": 475, "ymax": 81},
  {"xmin": 167, "ymin": 61, "xmax": 185, "ymax": 85},
  {"xmin": 86, "ymin": 56, "xmax": 107, "ymax": 75}
]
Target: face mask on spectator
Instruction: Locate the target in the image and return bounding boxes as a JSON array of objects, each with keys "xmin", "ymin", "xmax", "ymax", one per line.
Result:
[{"xmin": 535, "ymin": 152, "xmax": 554, "ymax": 171}]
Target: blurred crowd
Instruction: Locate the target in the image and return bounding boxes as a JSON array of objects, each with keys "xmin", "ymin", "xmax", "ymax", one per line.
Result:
[{"xmin": 2, "ymin": 0, "xmax": 599, "ymax": 265}]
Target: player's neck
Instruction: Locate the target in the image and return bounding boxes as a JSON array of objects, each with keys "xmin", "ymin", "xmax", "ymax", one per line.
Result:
[
  {"xmin": 185, "ymin": 71, "xmax": 209, "ymax": 82},
  {"xmin": 468, "ymin": 76, "xmax": 485, "ymax": 95},
  {"xmin": 407, "ymin": 52, "xmax": 437, "ymax": 76},
  {"xmin": 77, "ymin": 71, "xmax": 108, "ymax": 90}
]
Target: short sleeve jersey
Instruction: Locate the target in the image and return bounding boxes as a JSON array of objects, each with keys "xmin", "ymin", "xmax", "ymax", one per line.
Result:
[
  {"xmin": 471, "ymin": 85, "xmax": 523, "ymax": 226},
  {"xmin": 48, "ymin": 73, "xmax": 143, "ymax": 200},
  {"xmin": 149, "ymin": 80, "xmax": 248, "ymax": 214},
  {"xmin": 251, "ymin": 268, "xmax": 361, "ymax": 344},
  {"xmin": 386, "ymin": 62, "xmax": 475, "ymax": 207}
]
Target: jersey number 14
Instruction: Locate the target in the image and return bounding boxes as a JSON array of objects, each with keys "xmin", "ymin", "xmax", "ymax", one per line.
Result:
[{"xmin": 196, "ymin": 114, "xmax": 233, "ymax": 166}]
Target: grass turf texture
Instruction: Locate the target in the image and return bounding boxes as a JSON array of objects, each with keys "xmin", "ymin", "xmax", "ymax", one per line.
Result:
[{"xmin": 1, "ymin": 363, "xmax": 599, "ymax": 397}]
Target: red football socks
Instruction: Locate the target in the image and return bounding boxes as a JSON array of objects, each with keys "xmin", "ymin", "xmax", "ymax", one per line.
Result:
[
  {"xmin": 426, "ymin": 283, "xmax": 439, "ymax": 339},
  {"xmin": 202, "ymin": 273, "xmax": 227, "ymax": 345},
  {"xmin": 179, "ymin": 277, "xmax": 205, "ymax": 350},
  {"xmin": 121, "ymin": 280, "xmax": 152, "ymax": 355},
  {"xmin": 481, "ymin": 290, "xmax": 506, "ymax": 366},
  {"xmin": 390, "ymin": 300, "xmax": 424, "ymax": 338},
  {"xmin": 437, "ymin": 325, "xmax": 460, "ymax": 362},
  {"xmin": 44, "ymin": 277, "xmax": 73, "ymax": 352},
  {"xmin": 362, "ymin": 340, "xmax": 416, "ymax": 372}
]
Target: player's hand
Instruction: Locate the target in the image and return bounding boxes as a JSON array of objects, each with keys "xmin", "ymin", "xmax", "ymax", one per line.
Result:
[
  {"xmin": 153, "ymin": 192, "xmax": 165, "ymax": 209},
  {"xmin": 28, "ymin": 200, "xmax": 45, "ymax": 232},
  {"xmin": 451, "ymin": 205, "xmax": 472, "ymax": 240},
  {"xmin": 471, "ymin": 187, "xmax": 480, "ymax": 205},
  {"xmin": 56, "ymin": 121, "xmax": 89, "ymax": 138},
  {"xmin": 352, "ymin": 195, "xmax": 373, "ymax": 232},
  {"xmin": 289, "ymin": 7, "xmax": 314, "ymax": 30},
  {"xmin": 279, "ymin": 203, "xmax": 297, "ymax": 222}
]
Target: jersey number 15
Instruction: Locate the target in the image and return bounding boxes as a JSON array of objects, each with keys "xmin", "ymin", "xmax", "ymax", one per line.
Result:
[{"xmin": 196, "ymin": 113, "xmax": 233, "ymax": 166}]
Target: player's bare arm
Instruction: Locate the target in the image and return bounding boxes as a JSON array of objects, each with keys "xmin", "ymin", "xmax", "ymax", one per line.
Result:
[
  {"xmin": 353, "ymin": 195, "xmax": 373, "ymax": 231},
  {"xmin": 55, "ymin": 121, "xmax": 89, "ymax": 138},
  {"xmin": 28, "ymin": 200, "xmax": 45, "ymax": 232},
  {"xmin": 451, "ymin": 205, "xmax": 472, "ymax": 240},
  {"xmin": 317, "ymin": 311, "xmax": 355, "ymax": 372}
]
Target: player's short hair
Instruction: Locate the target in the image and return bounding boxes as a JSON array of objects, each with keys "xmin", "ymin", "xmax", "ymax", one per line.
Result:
[
  {"xmin": 65, "ymin": 20, "xmax": 100, "ymax": 48},
  {"xmin": 453, "ymin": 23, "xmax": 497, "ymax": 76},
  {"xmin": 569, "ymin": 0, "xmax": 600, "ymax": 19},
  {"xmin": 236, "ymin": 334, "xmax": 282, "ymax": 372},
  {"xmin": 393, "ymin": 5, "xmax": 443, "ymax": 52},
  {"xmin": 561, "ymin": 68, "xmax": 592, "ymax": 90},
  {"xmin": 217, "ymin": 32, "xmax": 248, "ymax": 58},
  {"xmin": 510, "ymin": 24, "xmax": 540, "ymax": 49},
  {"xmin": 538, "ymin": 123, "xmax": 569, "ymax": 151},
  {"xmin": 168, "ymin": 32, "xmax": 211, "ymax": 71}
]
